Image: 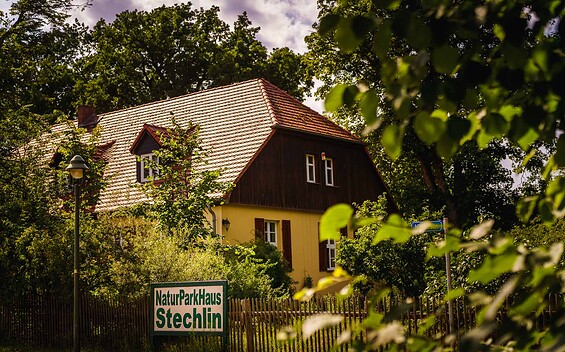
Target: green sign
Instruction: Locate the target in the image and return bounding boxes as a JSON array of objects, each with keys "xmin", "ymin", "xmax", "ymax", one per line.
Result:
[{"xmin": 150, "ymin": 281, "xmax": 228, "ymax": 337}]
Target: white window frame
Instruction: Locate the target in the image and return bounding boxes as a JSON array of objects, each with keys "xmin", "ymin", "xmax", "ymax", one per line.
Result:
[
  {"xmin": 324, "ymin": 157, "xmax": 334, "ymax": 186},
  {"xmin": 327, "ymin": 239, "xmax": 336, "ymax": 270},
  {"xmin": 306, "ymin": 154, "xmax": 316, "ymax": 183},
  {"xmin": 265, "ymin": 221, "xmax": 277, "ymax": 246},
  {"xmin": 140, "ymin": 153, "xmax": 160, "ymax": 182}
]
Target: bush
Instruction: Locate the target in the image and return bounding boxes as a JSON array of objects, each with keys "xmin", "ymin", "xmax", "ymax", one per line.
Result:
[{"xmin": 232, "ymin": 239, "xmax": 295, "ymax": 295}]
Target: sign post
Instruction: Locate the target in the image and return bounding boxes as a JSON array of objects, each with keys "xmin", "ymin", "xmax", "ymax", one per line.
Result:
[
  {"xmin": 150, "ymin": 280, "xmax": 228, "ymax": 351},
  {"xmin": 411, "ymin": 219, "xmax": 455, "ymax": 334}
]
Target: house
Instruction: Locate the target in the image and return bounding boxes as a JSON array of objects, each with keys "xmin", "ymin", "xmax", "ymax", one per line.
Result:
[{"xmin": 51, "ymin": 79, "xmax": 394, "ymax": 286}]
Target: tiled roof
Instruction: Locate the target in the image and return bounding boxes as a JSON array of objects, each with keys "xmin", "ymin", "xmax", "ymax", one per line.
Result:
[
  {"xmin": 47, "ymin": 79, "xmax": 363, "ymax": 211},
  {"xmin": 260, "ymin": 80, "xmax": 360, "ymax": 143}
]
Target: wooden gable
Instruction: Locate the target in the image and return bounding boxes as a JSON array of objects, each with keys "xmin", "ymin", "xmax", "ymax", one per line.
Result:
[{"xmin": 228, "ymin": 128, "xmax": 395, "ymax": 212}]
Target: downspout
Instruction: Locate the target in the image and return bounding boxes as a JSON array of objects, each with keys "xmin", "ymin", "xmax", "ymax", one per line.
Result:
[{"xmin": 207, "ymin": 204, "xmax": 217, "ymax": 235}]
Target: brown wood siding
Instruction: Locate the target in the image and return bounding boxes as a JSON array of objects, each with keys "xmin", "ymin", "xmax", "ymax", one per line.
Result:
[{"xmin": 228, "ymin": 130, "xmax": 389, "ymax": 212}]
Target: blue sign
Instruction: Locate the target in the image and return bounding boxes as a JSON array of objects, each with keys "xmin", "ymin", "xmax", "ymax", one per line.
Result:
[{"xmin": 411, "ymin": 220, "xmax": 444, "ymax": 233}]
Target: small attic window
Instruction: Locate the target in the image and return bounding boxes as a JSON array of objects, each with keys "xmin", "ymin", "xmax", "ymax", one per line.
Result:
[
  {"xmin": 140, "ymin": 153, "xmax": 160, "ymax": 182},
  {"xmin": 130, "ymin": 124, "xmax": 169, "ymax": 183}
]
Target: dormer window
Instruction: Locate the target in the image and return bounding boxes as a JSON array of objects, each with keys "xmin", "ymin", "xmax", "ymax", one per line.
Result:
[
  {"xmin": 140, "ymin": 153, "xmax": 160, "ymax": 182},
  {"xmin": 130, "ymin": 124, "xmax": 169, "ymax": 183}
]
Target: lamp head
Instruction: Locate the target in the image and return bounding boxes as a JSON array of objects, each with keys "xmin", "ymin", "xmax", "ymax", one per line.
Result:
[
  {"xmin": 222, "ymin": 219, "xmax": 230, "ymax": 231},
  {"xmin": 65, "ymin": 155, "xmax": 89, "ymax": 179}
]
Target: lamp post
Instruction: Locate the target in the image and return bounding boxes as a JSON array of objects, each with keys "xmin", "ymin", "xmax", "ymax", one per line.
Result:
[{"xmin": 65, "ymin": 155, "xmax": 88, "ymax": 352}]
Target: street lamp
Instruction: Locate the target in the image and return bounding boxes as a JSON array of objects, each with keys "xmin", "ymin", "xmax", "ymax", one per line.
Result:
[{"xmin": 65, "ymin": 155, "xmax": 88, "ymax": 352}]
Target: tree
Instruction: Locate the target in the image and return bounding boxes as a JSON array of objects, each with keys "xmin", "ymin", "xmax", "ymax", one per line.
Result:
[
  {"xmin": 337, "ymin": 199, "xmax": 429, "ymax": 297},
  {"xmin": 140, "ymin": 119, "xmax": 231, "ymax": 243},
  {"xmin": 74, "ymin": 4, "xmax": 313, "ymax": 113},
  {"xmin": 0, "ymin": 119, "xmax": 108, "ymax": 298},
  {"xmin": 288, "ymin": 0, "xmax": 565, "ymax": 350},
  {"xmin": 306, "ymin": 0, "xmax": 563, "ymax": 226}
]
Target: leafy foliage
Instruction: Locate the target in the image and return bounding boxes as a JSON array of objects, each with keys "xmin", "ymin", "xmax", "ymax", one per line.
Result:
[
  {"xmin": 88, "ymin": 213, "xmax": 280, "ymax": 299},
  {"xmin": 140, "ymin": 119, "xmax": 232, "ymax": 243},
  {"xmin": 337, "ymin": 199, "xmax": 428, "ymax": 297},
  {"xmin": 232, "ymin": 239, "xmax": 295, "ymax": 295},
  {"xmin": 313, "ymin": 0, "xmax": 563, "ymax": 223}
]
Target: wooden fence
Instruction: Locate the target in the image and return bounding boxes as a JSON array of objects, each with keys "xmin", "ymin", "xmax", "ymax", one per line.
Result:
[{"xmin": 0, "ymin": 293, "xmax": 562, "ymax": 351}]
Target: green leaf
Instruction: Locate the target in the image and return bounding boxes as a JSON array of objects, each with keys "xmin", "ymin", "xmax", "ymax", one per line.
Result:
[
  {"xmin": 427, "ymin": 232, "xmax": 460, "ymax": 259},
  {"xmin": 554, "ymin": 135, "xmax": 565, "ymax": 167},
  {"xmin": 510, "ymin": 291, "xmax": 545, "ymax": 317},
  {"xmin": 407, "ymin": 18, "xmax": 432, "ymax": 50},
  {"xmin": 430, "ymin": 109, "xmax": 448, "ymax": 121},
  {"xmin": 373, "ymin": 0, "xmax": 401, "ymax": 10},
  {"xmin": 374, "ymin": 214, "xmax": 411, "ymax": 244},
  {"xmin": 373, "ymin": 21, "xmax": 392, "ymax": 59},
  {"xmin": 325, "ymin": 84, "xmax": 348, "ymax": 112},
  {"xmin": 516, "ymin": 196, "xmax": 538, "ymax": 222},
  {"xmin": 432, "ymin": 45, "xmax": 459, "ymax": 74},
  {"xmin": 445, "ymin": 288, "xmax": 465, "ymax": 301},
  {"xmin": 302, "ymin": 314, "xmax": 343, "ymax": 339},
  {"xmin": 469, "ymin": 220, "xmax": 494, "ymax": 240},
  {"xmin": 493, "ymin": 24, "xmax": 505, "ymax": 41},
  {"xmin": 325, "ymin": 84, "xmax": 358, "ymax": 112},
  {"xmin": 414, "ymin": 111, "xmax": 446, "ymax": 145},
  {"xmin": 334, "ymin": 16, "xmax": 374, "ymax": 53},
  {"xmin": 435, "ymin": 134, "xmax": 458, "ymax": 160},
  {"xmin": 447, "ymin": 116, "xmax": 471, "ymax": 142},
  {"xmin": 320, "ymin": 204, "xmax": 353, "ymax": 241},
  {"xmin": 501, "ymin": 42, "xmax": 528, "ymax": 69},
  {"xmin": 538, "ymin": 199, "xmax": 555, "ymax": 224},
  {"xmin": 498, "ymin": 105, "xmax": 522, "ymax": 121},
  {"xmin": 510, "ymin": 118, "xmax": 539, "ymax": 150},
  {"xmin": 381, "ymin": 124, "xmax": 403, "ymax": 160},
  {"xmin": 483, "ymin": 113, "xmax": 509, "ymax": 137},
  {"xmin": 359, "ymin": 89, "xmax": 380, "ymax": 127},
  {"xmin": 476, "ymin": 130, "xmax": 494, "ymax": 149},
  {"xmin": 319, "ymin": 14, "xmax": 340, "ymax": 35},
  {"xmin": 468, "ymin": 252, "xmax": 519, "ymax": 284}
]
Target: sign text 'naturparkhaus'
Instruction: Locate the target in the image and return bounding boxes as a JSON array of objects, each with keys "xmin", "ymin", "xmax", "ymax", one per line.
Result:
[{"xmin": 150, "ymin": 281, "xmax": 227, "ymax": 336}]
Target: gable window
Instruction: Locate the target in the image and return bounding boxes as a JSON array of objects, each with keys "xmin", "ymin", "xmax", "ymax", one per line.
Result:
[
  {"xmin": 306, "ymin": 154, "xmax": 316, "ymax": 183},
  {"xmin": 140, "ymin": 153, "xmax": 160, "ymax": 182},
  {"xmin": 324, "ymin": 157, "xmax": 334, "ymax": 186},
  {"xmin": 265, "ymin": 220, "xmax": 277, "ymax": 246}
]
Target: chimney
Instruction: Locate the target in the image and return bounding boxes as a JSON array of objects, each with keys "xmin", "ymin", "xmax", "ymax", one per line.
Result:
[{"xmin": 77, "ymin": 105, "xmax": 98, "ymax": 129}]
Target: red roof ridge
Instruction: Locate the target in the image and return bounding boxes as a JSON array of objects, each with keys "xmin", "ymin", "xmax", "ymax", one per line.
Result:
[
  {"xmin": 257, "ymin": 78, "xmax": 278, "ymax": 126},
  {"xmin": 257, "ymin": 79, "xmax": 361, "ymax": 143}
]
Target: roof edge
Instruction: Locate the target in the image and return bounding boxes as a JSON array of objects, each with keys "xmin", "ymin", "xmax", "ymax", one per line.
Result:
[{"xmin": 273, "ymin": 125, "xmax": 366, "ymax": 145}]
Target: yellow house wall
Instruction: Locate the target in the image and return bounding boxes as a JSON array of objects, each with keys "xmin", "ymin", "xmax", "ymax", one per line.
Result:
[{"xmin": 205, "ymin": 204, "xmax": 342, "ymax": 288}]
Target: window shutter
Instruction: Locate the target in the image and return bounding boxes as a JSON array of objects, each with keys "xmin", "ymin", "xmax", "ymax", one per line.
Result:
[
  {"xmin": 319, "ymin": 240, "xmax": 328, "ymax": 272},
  {"xmin": 282, "ymin": 220, "xmax": 292, "ymax": 268},
  {"xmin": 136, "ymin": 160, "xmax": 141, "ymax": 183},
  {"xmin": 318, "ymin": 224, "xmax": 327, "ymax": 271},
  {"xmin": 254, "ymin": 218, "xmax": 265, "ymax": 239}
]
